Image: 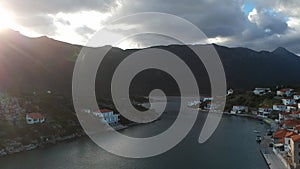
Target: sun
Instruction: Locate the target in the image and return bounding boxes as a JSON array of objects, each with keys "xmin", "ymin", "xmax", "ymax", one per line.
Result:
[{"xmin": 0, "ymin": 5, "xmax": 13, "ymax": 31}]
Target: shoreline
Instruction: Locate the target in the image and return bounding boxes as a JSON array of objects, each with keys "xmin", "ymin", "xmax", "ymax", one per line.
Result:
[
  {"xmin": 0, "ymin": 119, "xmax": 159, "ymax": 158},
  {"xmin": 0, "ymin": 111, "xmax": 272, "ymax": 158}
]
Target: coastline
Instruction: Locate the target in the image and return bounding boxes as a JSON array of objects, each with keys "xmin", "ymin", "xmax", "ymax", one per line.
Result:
[
  {"xmin": 0, "ymin": 119, "xmax": 159, "ymax": 158},
  {"xmin": 0, "ymin": 111, "xmax": 272, "ymax": 159}
]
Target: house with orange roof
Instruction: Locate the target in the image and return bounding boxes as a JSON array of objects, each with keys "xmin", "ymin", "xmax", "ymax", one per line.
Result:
[
  {"xmin": 294, "ymin": 125, "xmax": 300, "ymax": 134},
  {"xmin": 279, "ymin": 112, "xmax": 293, "ymax": 122},
  {"xmin": 26, "ymin": 113, "xmax": 45, "ymax": 124},
  {"xmin": 273, "ymin": 129, "xmax": 298, "ymax": 153},
  {"xmin": 291, "ymin": 111, "xmax": 300, "ymax": 119},
  {"xmin": 282, "ymin": 120, "xmax": 300, "ymax": 130}
]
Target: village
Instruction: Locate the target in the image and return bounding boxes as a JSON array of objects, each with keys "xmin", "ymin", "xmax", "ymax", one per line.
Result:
[
  {"xmin": 190, "ymin": 87, "xmax": 300, "ymax": 169},
  {"xmin": 4, "ymin": 85, "xmax": 300, "ymax": 169}
]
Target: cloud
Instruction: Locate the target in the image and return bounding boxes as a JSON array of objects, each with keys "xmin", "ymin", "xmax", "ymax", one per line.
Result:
[
  {"xmin": 111, "ymin": 0, "xmax": 248, "ymax": 38},
  {"xmin": 14, "ymin": 15, "xmax": 57, "ymax": 35},
  {"xmin": 76, "ymin": 26, "xmax": 95, "ymax": 39},
  {"xmin": 1, "ymin": 0, "xmax": 118, "ymax": 15},
  {"xmin": 1, "ymin": 0, "xmax": 300, "ymax": 54},
  {"xmin": 248, "ymin": 8, "xmax": 288, "ymax": 34}
]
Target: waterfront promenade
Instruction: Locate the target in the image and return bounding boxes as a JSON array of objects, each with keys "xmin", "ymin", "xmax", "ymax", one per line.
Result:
[{"xmin": 260, "ymin": 136, "xmax": 288, "ymax": 169}]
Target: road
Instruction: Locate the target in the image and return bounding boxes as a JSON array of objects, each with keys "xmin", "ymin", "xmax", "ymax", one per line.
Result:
[{"xmin": 260, "ymin": 136, "xmax": 288, "ymax": 169}]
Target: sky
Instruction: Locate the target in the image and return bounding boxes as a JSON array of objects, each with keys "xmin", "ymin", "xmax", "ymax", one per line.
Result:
[{"xmin": 0, "ymin": 0, "xmax": 299, "ymax": 54}]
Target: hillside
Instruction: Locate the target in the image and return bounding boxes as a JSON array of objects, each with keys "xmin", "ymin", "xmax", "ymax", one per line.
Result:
[{"xmin": 0, "ymin": 30, "xmax": 300, "ymax": 98}]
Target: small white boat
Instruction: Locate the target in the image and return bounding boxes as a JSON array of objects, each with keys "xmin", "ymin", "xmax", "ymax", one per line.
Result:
[{"xmin": 253, "ymin": 130, "xmax": 261, "ymax": 133}]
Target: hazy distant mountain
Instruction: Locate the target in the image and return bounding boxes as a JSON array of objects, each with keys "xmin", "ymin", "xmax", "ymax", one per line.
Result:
[{"xmin": 0, "ymin": 30, "xmax": 300, "ymax": 98}]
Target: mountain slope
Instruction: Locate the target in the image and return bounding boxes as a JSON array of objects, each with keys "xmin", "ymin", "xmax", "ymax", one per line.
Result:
[{"xmin": 0, "ymin": 30, "xmax": 300, "ymax": 97}]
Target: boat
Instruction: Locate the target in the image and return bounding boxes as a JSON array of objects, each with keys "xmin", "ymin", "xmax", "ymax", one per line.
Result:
[
  {"xmin": 256, "ymin": 135, "xmax": 262, "ymax": 143},
  {"xmin": 253, "ymin": 130, "xmax": 261, "ymax": 133}
]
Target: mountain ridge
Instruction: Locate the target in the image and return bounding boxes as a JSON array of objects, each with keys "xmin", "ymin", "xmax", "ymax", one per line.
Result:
[{"xmin": 0, "ymin": 29, "xmax": 300, "ymax": 97}]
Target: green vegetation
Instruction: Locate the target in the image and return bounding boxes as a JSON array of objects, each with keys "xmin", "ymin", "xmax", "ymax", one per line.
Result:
[{"xmin": 225, "ymin": 91, "xmax": 281, "ymax": 112}]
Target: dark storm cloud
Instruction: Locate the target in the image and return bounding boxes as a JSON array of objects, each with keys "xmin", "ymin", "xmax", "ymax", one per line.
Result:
[
  {"xmin": 109, "ymin": 0, "xmax": 295, "ymax": 53},
  {"xmin": 1, "ymin": 0, "xmax": 298, "ymax": 54},
  {"xmin": 112, "ymin": 0, "xmax": 249, "ymax": 38}
]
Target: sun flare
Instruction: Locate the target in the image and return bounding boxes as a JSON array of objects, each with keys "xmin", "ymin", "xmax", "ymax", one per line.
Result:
[{"xmin": 0, "ymin": 5, "xmax": 13, "ymax": 31}]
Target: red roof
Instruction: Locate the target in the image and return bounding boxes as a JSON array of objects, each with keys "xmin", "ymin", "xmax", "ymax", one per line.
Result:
[
  {"xmin": 279, "ymin": 138, "xmax": 285, "ymax": 144},
  {"xmin": 99, "ymin": 109, "xmax": 113, "ymax": 113},
  {"xmin": 295, "ymin": 125, "xmax": 300, "ymax": 131},
  {"xmin": 274, "ymin": 104, "xmax": 285, "ymax": 106},
  {"xmin": 27, "ymin": 113, "xmax": 44, "ymax": 120},
  {"xmin": 282, "ymin": 98, "xmax": 294, "ymax": 101},
  {"xmin": 283, "ymin": 120, "xmax": 300, "ymax": 128},
  {"xmin": 279, "ymin": 88, "xmax": 294, "ymax": 92},
  {"xmin": 259, "ymin": 106, "xmax": 272, "ymax": 108},
  {"xmin": 274, "ymin": 129, "xmax": 297, "ymax": 139},
  {"xmin": 280, "ymin": 112, "xmax": 292, "ymax": 115},
  {"xmin": 292, "ymin": 111, "xmax": 300, "ymax": 115},
  {"xmin": 291, "ymin": 135, "xmax": 300, "ymax": 142}
]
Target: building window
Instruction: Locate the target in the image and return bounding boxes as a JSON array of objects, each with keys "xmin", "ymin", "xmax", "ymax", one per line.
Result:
[
  {"xmin": 298, "ymin": 152, "xmax": 300, "ymax": 156},
  {"xmin": 298, "ymin": 144, "xmax": 300, "ymax": 149}
]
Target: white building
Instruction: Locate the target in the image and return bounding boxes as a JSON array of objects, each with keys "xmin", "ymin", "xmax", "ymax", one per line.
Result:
[
  {"xmin": 231, "ymin": 105, "xmax": 248, "ymax": 114},
  {"xmin": 26, "ymin": 113, "xmax": 45, "ymax": 124},
  {"xmin": 227, "ymin": 89, "xmax": 234, "ymax": 95},
  {"xmin": 187, "ymin": 101, "xmax": 201, "ymax": 107},
  {"xmin": 294, "ymin": 95, "xmax": 300, "ymax": 100},
  {"xmin": 203, "ymin": 97, "xmax": 213, "ymax": 102},
  {"xmin": 282, "ymin": 98, "xmax": 296, "ymax": 106},
  {"xmin": 258, "ymin": 106, "xmax": 273, "ymax": 117},
  {"xmin": 287, "ymin": 105, "xmax": 298, "ymax": 113},
  {"xmin": 279, "ymin": 112, "xmax": 293, "ymax": 123},
  {"xmin": 277, "ymin": 88, "xmax": 294, "ymax": 97},
  {"xmin": 273, "ymin": 104, "xmax": 288, "ymax": 111},
  {"xmin": 93, "ymin": 109, "xmax": 120, "ymax": 126},
  {"xmin": 253, "ymin": 88, "xmax": 271, "ymax": 95}
]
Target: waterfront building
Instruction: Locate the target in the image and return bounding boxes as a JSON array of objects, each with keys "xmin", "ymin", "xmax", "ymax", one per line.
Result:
[
  {"xmin": 93, "ymin": 109, "xmax": 120, "ymax": 126},
  {"xmin": 26, "ymin": 113, "xmax": 45, "ymax": 124},
  {"xmin": 257, "ymin": 106, "xmax": 273, "ymax": 118},
  {"xmin": 230, "ymin": 105, "xmax": 248, "ymax": 114}
]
